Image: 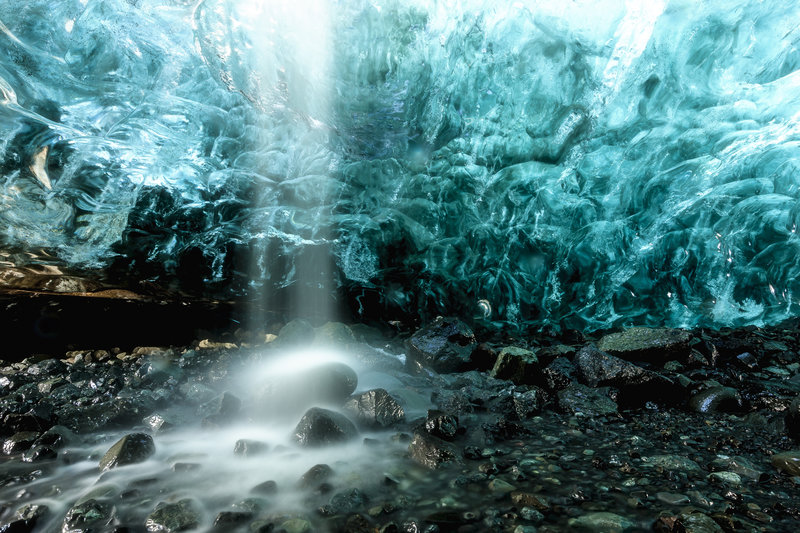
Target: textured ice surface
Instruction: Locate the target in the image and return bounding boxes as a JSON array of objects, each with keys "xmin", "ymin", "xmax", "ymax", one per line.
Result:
[{"xmin": 2, "ymin": 0, "xmax": 800, "ymax": 330}]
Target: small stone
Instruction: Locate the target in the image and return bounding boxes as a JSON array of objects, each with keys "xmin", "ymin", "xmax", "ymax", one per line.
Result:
[
  {"xmin": 656, "ymin": 492, "xmax": 691, "ymax": 505},
  {"xmin": 1, "ymin": 503, "xmax": 48, "ymax": 533},
  {"xmin": 771, "ymin": 451, "xmax": 800, "ymax": 476},
  {"xmin": 568, "ymin": 512, "xmax": 635, "ymax": 532},
  {"xmin": 322, "ymin": 488, "xmax": 370, "ymax": 515},
  {"xmin": 488, "ymin": 478, "xmax": 516, "ymax": 493},
  {"xmin": 519, "ymin": 507, "xmax": 544, "ymax": 523},
  {"xmin": 279, "ymin": 518, "xmax": 312, "ymax": 533},
  {"xmin": 213, "ymin": 511, "xmax": 252, "ymax": 527},
  {"xmin": 688, "ymin": 387, "xmax": 742, "ymax": 413},
  {"xmin": 510, "ymin": 492, "xmax": 550, "ymax": 512},
  {"xmin": 292, "ymin": 408, "xmax": 358, "ymax": 447},
  {"xmin": 675, "ymin": 511, "xmax": 724, "ymax": 533},
  {"xmin": 708, "ymin": 471, "xmax": 742, "ymax": 487},
  {"xmin": 22, "ymin": 445, "xmax": 57, "ymax": 463},
  {"xmin": 145, "ymin": 499, "xmax": 200, "ymax": 532},
  {"xmin": 99, "ymin": 433, "xmax": 155, "ymax": 471},
  {"xmin": 645, "ymin": 454, "xmax": 704, "ymax": 476}
]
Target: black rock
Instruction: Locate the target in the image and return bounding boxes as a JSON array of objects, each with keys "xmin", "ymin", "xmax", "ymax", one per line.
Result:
[
  {"xmin": 424, "ymin": 410, "xmax": 459, "ymax": 441},
  {"xmin": 573, "ymin": 345, "xmax": 677, "ymax": 406},
  {"xmin": 490, "ymin": 346, "xmax": 539, "ymax": 384},
  {"xmin": 408, "ymin": 430, "xmax": 460, "ymax": 469},
  {"xmin": 213, "ymin": 511, "xmax": 253, "ymax": 528},
  {"xmin": 557, "ymin": 383, "xmax": 618, "ymax": 416},
  {"xmin": 62, "ymin": 499, "xmax": 114, "ymax": 533},
  {"xmin": 21, "ymin": 445, "xmax": 57, "ymax": 463},
  {"xmin": 292, "ymin": 407, "xmax": 358, "ymax": 447},
  {"xmin": 688, "ymin": 386, "xmax": 743, "ymax": 414},
  {"xmin": 513, "ymin": 388, "xmax": 546, "ymax": 419},
  {"xmin": 0, "ymin": 503, "xmax": 48, "ymax": 533},
  {"xmin": 320, "ymin": 488, "xmax": 370, "ymax": 515},
  {"xmin": 344, "ymin": 388, "xmax": 405, "ymax": 428},
  {"xmin": 298, "ymin": 464, "xmax": 334, "ymax": 489},
  {"xmin": 99, "ymin": 433, "xmax": 156, "ymax": 471},
  {"xmin": 539, "ymin": 357, "xmax": 576, "ymax": 392},
  {"xmin": 34, "ymin": 425, "xmax": 74, "ymax": 449},
  {"xmin": 145, "ymin": 499, "xmax": 200, "ymax": 532},
  {"xmin": 787, "ymin": 395, "xmax": 800, "ymax": 440},
  {"xmin": 2, "ymin": 432, "xmax": 39, "ymax": 455},
  {"xmin": 234, "ymin": 439, "xmax": 268, "ymax": 457},
  {"xmin": 251, "ymin": 480, "xmax": 278, "ymax": 495},
  {"xmin": 406, "ymin": 317, "xmax": 477, "ymax": 373}
]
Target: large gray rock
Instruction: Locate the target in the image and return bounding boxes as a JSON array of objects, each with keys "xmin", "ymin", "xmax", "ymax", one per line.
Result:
[
  {"xmin": 597, "ymin": 327, "xmax": 691, "ymax": 363},
  {"xmin": 62, "ymin": 499, "xmax": 114, "ymax": 533},
  {"xmin": 99, "ymin": 433, "xmax": 155, "ymax": 471},
  {"xmin": 406, "ymin": 317, "xmax": 477, "ymax": 373},
  {"xmin": 343, "ymin": 388, "xmax": 404, "ymax": 428},
  {"xmin": 292, "ymin": 408, "xmax": 358, "ymax": 447}
]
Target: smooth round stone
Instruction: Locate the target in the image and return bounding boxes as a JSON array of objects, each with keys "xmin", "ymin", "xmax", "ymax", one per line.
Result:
[
  {"xmin": 656, "ymin": 492, "xmax": 690, "ymax": 505},
  {"xmin": 771, "ymin": 451, "xmax": 800, "ymax": 476},
  {"xmin": 568, "ymin": 512, "xmax": 635, "ymax": 532},
  {"xmin": 708, "ymin": 471, "xmax": 742, "ymax": 487},
  {"xmin": 488, "ymin": 479, "xmax": 516, "ymax": 493}
]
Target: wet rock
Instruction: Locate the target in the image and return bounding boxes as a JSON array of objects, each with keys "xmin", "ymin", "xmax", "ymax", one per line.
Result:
[
  {"xmin": 99, "ymin": 433, "xmax": 155, "ymax": 471},
  {"xmin": 569, "ymin": 512, "xmax": 635, "ymax": 532},
  {"xmin": 488, "ymin": 478, "xmax": 516, "ymax": 493},
  {"xmin": 298, "ymin": 464, "xmax": 334, "ymax": 489},
  {"xmin": 251, "ymin": 480, "xmax": 278, "ymax": 495},
  {"xmin": 320, "ymin": 488, "xmax": 370, "ymax": 515},
  {"xmin": 406, "ymin": 317, "xmax": 477, "ymax": 373},
  {"xmin": 278, "ymin": 518, "xmax": 312, "ymax": 533},
  {"xmin": 539, "ymin": 357, "xmax": 576, "ymax": 392},
  {"xmin": 424, "ymin": 410, "xmax": 459, "ymax": 441},
  {"xmin": 688, "ymin": 386, "xmax": 742, "ymax": 413},
  {"xmin": 212, "ymin": 511, "xmax": 252, "ymax": 528},
  {"xmin": 0, "ymin": 503, "xmax": 48, "ymax": 533},
  {"xmin": 344, "ymin": 388, "xmax": 405, "ymax": 428},
  {"xmin": 785, "ymin": 395, "xmax": 800, "ymax": 440},
  {"xmin": 143, "ymin": 413, "xmax": 175, "ymax": 434},
  {"xmin": 34, "ymin": 425, "xmax": 74, "ymax": 449},
  {"xmin": 573, "ymin": 345, "xmax": 676, "ymax": 406},
  {"xmin": 597, "ymin": 327, "xmax": 691, "ymax": 363},
  {"xmin": 293, "ymin": 408, "xmax": 358, "ymax": 447},
  {"xmin": 708, "ymin": 471, "xmax": 741, "ymax": 487},
  {"xmin": 272, "ymin": 318, "xmax": 315, "ymax": 347},
  {"xmin": 557, "ymin": 383, "xmax": 618, "ymax": 416},
  {"xmin": 198, "ymin": 392, "xmax": 241, "ymax": 426},
  {"xmin": 490, "ymin": 346, "xmax": 539, "ymax": 384},
  {"xmin": 513, "ymin": 388, "xmax": 546, "ymax": 419},
  {"xmin": 770, "ymin": 451, "xmax": 800, "ymax": 476},
  {"xmin": 709, "ymin": 455, "xmax": 762, "ymax": 480},
  {"xmin": 510, "ymin": 492, "xmax": 549, "ymax": 512},
  {"xmin": 21, "ymin": 444, "xmax": 57, "ymax": 462},
  {"xmin": 645, "ymin": 455, "xmax": 704, "ymax": 476},
  {"xmin": 63, "ymin": 499, "xmax": 114, "ymax": 533},
  {"xmin": 408, "ymin": 430, "xmax": 461, "ymax": 469},
  {"xmin": 313, "ymin": 322, "xmax": 357, "ymax": 346},
  {"xmin": 658, "ymin": 511, "xmax": 724, "ymax": 533},
  {"xmin": 3, "ymin": 432, "xmax": 39, "ymax": 455},
  {"xmin": 145, "ymin": 499, "xmax": 200, "ymax": 532},
  {"xmin": 233, "ymin": 439, "xmax": 268, "ymax": 456}
]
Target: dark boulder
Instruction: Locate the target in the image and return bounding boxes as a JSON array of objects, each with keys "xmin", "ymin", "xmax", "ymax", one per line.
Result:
[
  {"xmin": 688, "ymin": 386, "xmax": 743, "ymax": 414},
  {"xmin": 557, "ymin": 383, "xmax": 618, "ymax": 416},
  {"xmin": 292, "ymin": 408, "xmax": 358, "ymax": 447},
  {"xmin": 343, "ymin": 388, "xmax": 405, "ymax": 428},
  {"xmin": 2, "ymin": 432, "xmax": 39, "ymax": 455},
  {"xmin": 424, "ymin": 410, "xmax": 459, "ymax": 441},
  {"xmin": 406, "ymin": 317, "xmax": 477, "ymax": 373},
  {"xmin": 786, "ymin": 395, "xmax": 800, "ymax": 440},
  {"xmin": 298, "ymin": 463, "xmax": 334, "ymax": 489},
  {"xmin": 0, "ymin": 503, "xmax": 48, "ymax": 533},
  {"xmin": 145, "ymin": 499, "xmax": 200, "ymax": 532},
  {"xmin": 408, "ymin": 430, "xmax": 461, "ymax": 469},
  {"xmin": 233, "ymin": 439, "xmax": 268, "ymax": 457},
  {"xmin": 62, "ymin": 499, "xmax": 114, "ymax": 533},
  {"xmin": 490, "ymin": 346, "xmax": 539, "ymax": 384},
  {"xmin": 573, "ymin": 345, "xmax": 677, "ymax": 406},
  {"xmin": 99, "ymin": 433, "xmax": 155, "ymax": 471},
  {"xmin": 539, "ymin": 357, "xmax": 576, "ymax": 392}
]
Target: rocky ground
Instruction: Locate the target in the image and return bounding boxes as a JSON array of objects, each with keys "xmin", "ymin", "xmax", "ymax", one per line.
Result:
[{"xmin": 2, "ymin": 316, "xmax": 800, "ymax": 533}]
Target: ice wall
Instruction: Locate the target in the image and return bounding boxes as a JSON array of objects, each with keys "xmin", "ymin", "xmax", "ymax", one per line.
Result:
[{"xmin": 2, "ymin": 0, "xmax": 800, "ymax": 331}]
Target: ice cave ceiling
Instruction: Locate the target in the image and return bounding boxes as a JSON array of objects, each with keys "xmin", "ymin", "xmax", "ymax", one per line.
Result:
[{"xmin": 2, "ymin": 0, "xmax": 800, "ymax": 331}]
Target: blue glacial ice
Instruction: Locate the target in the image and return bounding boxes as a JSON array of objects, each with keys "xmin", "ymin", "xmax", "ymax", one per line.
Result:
[{"xmin": 1, "ymin": 0, "xmax": 800, "ymax": 331}]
